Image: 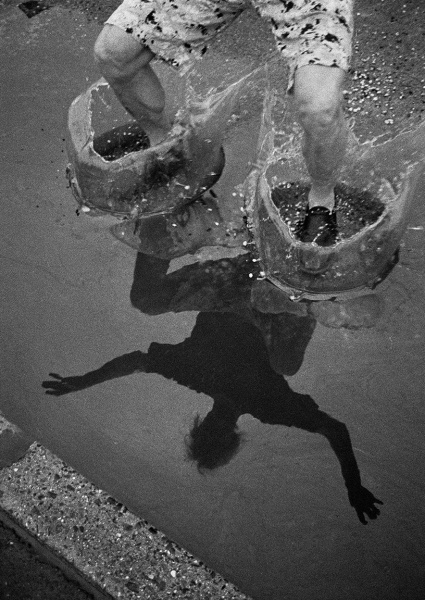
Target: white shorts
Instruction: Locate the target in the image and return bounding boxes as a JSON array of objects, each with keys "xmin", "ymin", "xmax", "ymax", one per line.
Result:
[{"xmin": 106, "ymin": 0, "xmax": 353, "ymax": 85}]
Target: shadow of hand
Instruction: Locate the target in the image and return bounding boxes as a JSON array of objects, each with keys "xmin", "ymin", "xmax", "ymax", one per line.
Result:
[
  {"xmin": 348, "ymin": 485, "xmax": 383, "ymax": 525},
  {"xmin": 42, "ymin": 373, "xmax": 88, "ymax": 396}
]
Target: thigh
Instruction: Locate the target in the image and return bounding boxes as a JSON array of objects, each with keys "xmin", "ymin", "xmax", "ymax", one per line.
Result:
[
  {"xmin": 105, "ymin": 0, "xmax": 247, "ymax": 73},
  {"xmin": 252, "ymin": 0, "xmax": 354, "ymax": 90}
]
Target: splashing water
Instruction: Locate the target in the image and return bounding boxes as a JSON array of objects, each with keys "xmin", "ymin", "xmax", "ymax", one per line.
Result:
[
  {"xmin": 68, "ymin": 55, "xmax": 425, "ymax": 291},
  {"xmin": 244, "ymin": 80, "xmax": 425, "ymax": 301},
  {"xmin": 107, "ymin": 64, "xmax": 267, "ymax": 254},
  {"xmin": 67, "ymin": 61, "xmax": 267, "ymax": 217}
]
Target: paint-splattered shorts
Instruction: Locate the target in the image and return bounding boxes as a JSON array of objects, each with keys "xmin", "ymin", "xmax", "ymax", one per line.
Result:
[{"xmin": 106, "ymin": 0, "xmax": 353, "ymax": 87}]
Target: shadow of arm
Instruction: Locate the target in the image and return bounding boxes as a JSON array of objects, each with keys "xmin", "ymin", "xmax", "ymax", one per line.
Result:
[
  {"xmin": 314, "ymin": 413, "xmax": 383, "ymax": 524},
  {"xmin": 42, "ymin": 351, "xmax": 147, "ymax": 396}
]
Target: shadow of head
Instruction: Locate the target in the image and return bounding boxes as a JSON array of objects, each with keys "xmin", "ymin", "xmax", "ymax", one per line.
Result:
[{"xmin": 185, "ymin": 412, "xmax": 244, "ymax": 472}]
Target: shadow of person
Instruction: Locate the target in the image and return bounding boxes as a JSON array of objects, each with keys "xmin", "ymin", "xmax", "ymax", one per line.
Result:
[
  {"xmin": 43, "ymin": 251, "xmax": 382, "ymax": 524},
  {"xmin": 129, "ymin": 250, "xmax": 316, "ymax": 376}
]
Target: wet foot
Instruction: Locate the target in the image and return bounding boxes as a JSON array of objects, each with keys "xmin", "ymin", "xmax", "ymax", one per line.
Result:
[{"xmin": 297, "ymin": 206, "xmax": 338, "ymax": 246}]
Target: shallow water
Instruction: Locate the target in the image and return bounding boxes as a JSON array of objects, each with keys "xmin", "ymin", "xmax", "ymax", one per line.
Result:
[
  {"xmin": 92, "ymin": 122, "xmax": 150, "ymax": 161},
  {"xmin": 2, "ymin": 5, "xmax": 425, "ymax": 600},
  {"xmin": 272, "ymin": 181, "xmax": 386, "ymax": 241}
]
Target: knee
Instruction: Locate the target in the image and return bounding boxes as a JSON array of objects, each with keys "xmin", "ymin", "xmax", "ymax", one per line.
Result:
[
  {"xmin": 293, "ymin": 67, "xmax": 344, "ymax": 136},
  {"xmin": 295, "ymin": 92, "xmax": 342, "ymax": 136},
  {"xmin": 94, "ymin": 25, "xmax": 153, "ymax": 83},
  {"xmin": 93, "ymin": 29, "xmax": 128, "ymax": 82}
]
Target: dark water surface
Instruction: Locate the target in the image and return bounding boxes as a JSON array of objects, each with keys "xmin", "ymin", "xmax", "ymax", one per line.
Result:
[
  {"xmin": 1, "ymin": 3, "xmax": 425, "ymax": 600},
  {"xmin": 273, "ymin": 182, "xmax": 386, "ymax": 241}
]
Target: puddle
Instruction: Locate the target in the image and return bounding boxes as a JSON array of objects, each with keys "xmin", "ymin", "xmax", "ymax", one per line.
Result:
[
  {"xmin": 42, "ymin": 250, "xmax": 382, "ymax": 525},
  {"xmin": 273, "ymin": 182, "xmax": 386, "ymax": 242},
  {"xmin": 92, "ymin": 122, "xmax": 150, "ymax": 162},
  {"xmin": 110, "ymin": 193, "xmax": 242, "ymax": 259},
  {"xmin": 18, "ymin": 1, "xmax": 50, "ymax": 18},
  {"xmin": 3, "ymin": 4, "xmax": 425, "ymax": 599}
]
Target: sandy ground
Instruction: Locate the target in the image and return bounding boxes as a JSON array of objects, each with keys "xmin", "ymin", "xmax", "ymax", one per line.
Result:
[{"xmin": 1, "ymin": 1, "xmax": 425, "ymax": 599}]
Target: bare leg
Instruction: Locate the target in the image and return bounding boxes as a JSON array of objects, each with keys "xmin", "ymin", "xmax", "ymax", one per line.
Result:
[
  {"xmin": 301, "ymin": 104, "xmax": 348, "ymax": 209},
  {"xmin": 293, "ymin": 65, "xmax": 349, "ymax": 211},
  {"xmin": 94, "ymin": 25, "xmax": 171, "ymax": 145}
]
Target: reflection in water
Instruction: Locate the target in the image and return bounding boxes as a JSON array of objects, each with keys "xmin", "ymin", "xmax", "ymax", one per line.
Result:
[{"xmin": 43, "ymin": 251, "xmax": 382, "ymax": 524}]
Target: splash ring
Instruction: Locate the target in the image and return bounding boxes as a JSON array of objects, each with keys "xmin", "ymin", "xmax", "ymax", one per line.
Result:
[{"xmin": 66, "ymin": 79, "xmax": 225, "ymax": 217}]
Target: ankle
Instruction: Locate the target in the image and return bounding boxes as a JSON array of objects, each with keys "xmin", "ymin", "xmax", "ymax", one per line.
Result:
[
  {"xmin": 139, "ymin": 113, "xmax": 172, "ymax": 146},
  {"xmin": 308, "ymin": 182, "xmax": 335, "ymax": 211}
]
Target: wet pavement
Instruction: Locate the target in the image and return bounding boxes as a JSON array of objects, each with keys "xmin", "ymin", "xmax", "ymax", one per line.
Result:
[{"xmin": 1, "ymin": 1, "xmax": 425, "ymax": 599}]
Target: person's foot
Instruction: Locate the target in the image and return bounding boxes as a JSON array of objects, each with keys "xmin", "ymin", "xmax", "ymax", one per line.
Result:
[{"xmin": 297, "ymin": 206, "xmax": 338, "ymax": 246}]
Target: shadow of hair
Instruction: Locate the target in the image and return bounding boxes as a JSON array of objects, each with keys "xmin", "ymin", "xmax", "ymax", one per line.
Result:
[{"xmin": 185, "ymin": 413, "xmax": 245, "ymax": 473}]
